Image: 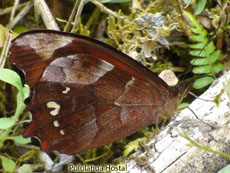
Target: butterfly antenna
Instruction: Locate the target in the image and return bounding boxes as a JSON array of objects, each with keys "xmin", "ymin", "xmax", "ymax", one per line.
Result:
[
  {"xmin": 153, "ymin": 114, "xmax": 161, "ymax": 153},
  {"xmin": 187, "ymin": 106, "xmax": 216, "ymax": 130},
  {"xmin": 188, "ymin": 91, "xmax": 214, "ymax": 102}
]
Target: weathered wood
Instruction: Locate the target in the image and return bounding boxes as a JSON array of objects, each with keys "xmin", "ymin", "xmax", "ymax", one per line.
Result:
[{"xmin": 124, "ymin": 70, "xmax": 230, "ymax": 173}]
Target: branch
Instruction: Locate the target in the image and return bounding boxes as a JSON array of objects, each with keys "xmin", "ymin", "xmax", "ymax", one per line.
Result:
[
  {"xmin": 34, "ymin": 0, "xmax": 60, "ymax": 30},
  {"xmin": 64, "ymin": 0, "xmax": 80, "ymax": 32},
  {"xmin": 0, "ymin": 2, "xmax": 29, "ymax": 16},
  {"xmin": 72, "ymin": 0, "xmax": 85, "ymax": 31},
  {"xmin": 12, "ymin": 1, "xmax": 33, "ymax": 28},
  {"xmin": 90, "ymin": 0, "xmax": 127, "ymax": 20},
  {"xmin": 0, "ymin": 0, "xmax": 19, "ymax": 67},
  {"xmin": 8, "ymin": 0, "xmax": 20, "ymax": 29}
]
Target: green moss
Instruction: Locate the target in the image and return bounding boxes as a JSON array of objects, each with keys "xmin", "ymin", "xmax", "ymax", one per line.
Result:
[{"xmin": 107, "ymin": 0, "xmax": 179, "ymax": 73}]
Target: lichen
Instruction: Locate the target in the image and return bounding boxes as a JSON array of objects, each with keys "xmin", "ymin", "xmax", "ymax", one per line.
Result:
[{"xmin": 107, "ymin": 0, "xmax": 180, "ymax": 73}]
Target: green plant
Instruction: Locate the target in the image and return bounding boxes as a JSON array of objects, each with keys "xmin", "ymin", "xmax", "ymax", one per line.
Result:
[
  {"xmin": 193, "ymin": 0, "xmax": 207, "ymax": 15},
  {"xmin": 184, "ymin": 10, "xmax": 224, "ymax": 89},
  {"xmin": 184, "ymin": 0, "xmax": 207, "ymax": 15},
  {"xmin": 0, "ymin": 68, "xmax": 31, "ymax": 172},
  {"xmin": 181, "ymin": 133, "xmax": 230, "ymax": 159},
  {"xmin": 123, "ymin": 137, "xmax": 146, "ymax": 157}
]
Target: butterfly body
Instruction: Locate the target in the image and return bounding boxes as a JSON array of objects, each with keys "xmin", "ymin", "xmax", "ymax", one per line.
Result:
[{"xmin": 10, "ymin": 30, "xmax": 183, "ymax": 154}]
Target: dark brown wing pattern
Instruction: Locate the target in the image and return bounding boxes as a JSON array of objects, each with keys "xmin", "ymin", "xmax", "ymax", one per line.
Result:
[{"xmin": 10, "ymin": 30, "xmax": 181, "ymax": 154}]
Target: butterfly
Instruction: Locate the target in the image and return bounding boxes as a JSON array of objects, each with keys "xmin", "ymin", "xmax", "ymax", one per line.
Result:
[{"xmin": 10, "ymin": 30, "xmax": 189, "ymax": 154}]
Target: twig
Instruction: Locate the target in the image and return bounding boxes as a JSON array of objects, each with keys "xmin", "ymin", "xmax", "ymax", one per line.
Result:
[
  {"xmin": 0, "ymin": 1, "xmax": 28, "ymax": 16},
  {"xmin": 176, "ymin": 0, "xmax": 192, "ymax": 26},
  {"xmin": 34, "ymin": 0, "xmax": 60, "ymax": 30},
  {"xmin": 8, "ymin": 0, "xmax": 20, "ymax": 29},
  {"xmin": 0, "ymin": 31, "xmax": 12, "ymax": 68},
  {"xmin": 64, "ymin": 0, "xmax": 80, "ymax": 32},
  {"xmin": 90, "ymin": 0, "xmax": 127, "ymax": 20},
  {"xmin": 12, "ymin": 1, "xmax": 33, "ymax": 28},
  {"xmin": 0, "ymin": 0, "xmax": 19, "ymax": 68},
  {"xmin": 72, "ymin": 0, "xmax": 85, "ymax": 31}
]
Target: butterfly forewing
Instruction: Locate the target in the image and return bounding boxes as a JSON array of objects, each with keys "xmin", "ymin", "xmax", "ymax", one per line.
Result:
[{"xmin": 10, "ymin": 30, "xmax": 179, "ymax": 154}]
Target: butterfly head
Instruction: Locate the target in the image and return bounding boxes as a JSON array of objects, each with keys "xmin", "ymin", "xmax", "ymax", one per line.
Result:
[{"xmin": 173, "ymin": 79, "xmax": 194, "ymax": 103}]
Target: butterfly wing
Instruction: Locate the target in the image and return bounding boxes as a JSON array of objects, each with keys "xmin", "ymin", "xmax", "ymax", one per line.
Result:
[{"xmin": 10, "ymin": 30, "xmax": 179, "ymax": 154}]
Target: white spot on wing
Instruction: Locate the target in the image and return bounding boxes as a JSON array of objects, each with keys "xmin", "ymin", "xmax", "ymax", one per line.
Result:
[
  {"xmin": 53, "ymin": 120, "xmax": 60, "ymax": 127},
  {"xmin": 125, "ymin": 77, "xmax": 135, "ymax": 89},
  {"xmin": 60, "ymin": 129, "xmax": 65, "ymax": 135},
  {"xmin": 47, "ymin": 101, "xmax": 60, "ymax": 116},
  {"xmin": 62, "ymin": 87, "xmax": 70, "ymax": 94}
]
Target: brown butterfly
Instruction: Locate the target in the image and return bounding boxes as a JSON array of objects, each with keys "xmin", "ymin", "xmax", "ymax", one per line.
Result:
[{"xmin": 10, "ymin": 30, "xmax": 189, "ymax": 154}]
